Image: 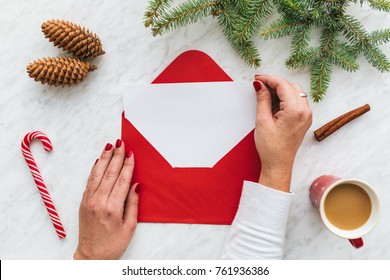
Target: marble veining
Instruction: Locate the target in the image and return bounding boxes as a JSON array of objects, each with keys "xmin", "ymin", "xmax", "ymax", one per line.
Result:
[{"xmin": 0, "ymin": 1, "xmax": 389, "ymax": 259}]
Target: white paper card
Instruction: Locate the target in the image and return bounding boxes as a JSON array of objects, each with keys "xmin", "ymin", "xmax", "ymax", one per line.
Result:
[{"xmin": 123, "ymin": 82, "xmax": 256, "ymax": 167}]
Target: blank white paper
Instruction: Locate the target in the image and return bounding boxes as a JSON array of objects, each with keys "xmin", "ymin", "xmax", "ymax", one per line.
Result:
[{"xmin": 123, "ymin": 82, "xmax": 256, "ymax": 167}]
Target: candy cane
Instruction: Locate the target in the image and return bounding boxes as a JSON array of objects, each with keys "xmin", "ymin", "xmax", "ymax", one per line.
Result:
[{"xmin": 21, "ymin": 131, "xmax": 66, "ymax": 239}]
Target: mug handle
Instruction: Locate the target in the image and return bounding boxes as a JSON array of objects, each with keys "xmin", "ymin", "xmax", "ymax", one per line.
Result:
[{"xmin": 349, "ymin": 238, "xmax": 364, "ymax": 249}]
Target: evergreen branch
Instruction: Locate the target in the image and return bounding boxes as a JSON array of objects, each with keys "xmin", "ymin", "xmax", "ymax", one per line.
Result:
[
  {"xmin": 340, "ymin": 15, "xmax": 369, "ymax": 46},
  {"xmin": 362, "ymin": 42, "xmax": 390, "ymax": 71},
  {"xmin": 260, "ymin": 18, "xmax": 305, "ymax": 39},
  {"xmin": 285, "ymin": 25, "xmax": 316, "ymax": 68},
  {"xmin": 367, "ymin": 0, "xmax": 390, "ymax": 11},
  {"xmin": 290, "ymin": 23, "xmax": 313, "ymax": 51},
  {"xmin": 144, "ymin": 0, "xmax": 390, "ymax": 101},
  {"xmin": 311, "ymin": 58, "xmax": 332, "ymax": 102},
  {"xmin": 152, "ymin": 0, "xmax": 217, "ymax": 36},
  {"xmin": 217, "ymin": 2, "xmax": 238, "ymax": 34},
  {"xmin": 232, "ymin": 38, "xmax": 261, "ymax": 67},
  {"xmin": 334, "ymin": 41, "xmax": 359, "ymax": 60},
  {"xmin": 236, "ymin": 0, "xmax": 273, "ymax": 40},
  {"xmin": 309, "ymin": 29, "xmax": 335, "ymax": 101},
  {"xmin": 286, "ymin": 47, "xmax": 320, "ymax": 68},
  {"xmin": 218, "ymin": 1, "xmax": 262, "ymax": 66},
  {"xmin": 144, "ymin": 0, "xmax": 173, "ymax": 27},
  {"xmin": 231, "ymin": 0, "xmax": 248, "ymax": 11},
  {"xmin": 329, "ymin": 48, "xmax": 359, "ymax": 71},
  {"xmin": 284, "ymin": 0, "xmax": 308, "ymax": 18},
  {"xmin": 370, "ymin": 28, "xmax": 390, "ymax": 45},
  {"xmin": 329, "ymin": 40, "xmax": 360, "ymax": 72}
]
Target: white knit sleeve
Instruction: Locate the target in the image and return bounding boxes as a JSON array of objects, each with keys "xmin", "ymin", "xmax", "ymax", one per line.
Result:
[{"xmin": 221, "ymin": 180, "xmax": 294, "ymax": 259}]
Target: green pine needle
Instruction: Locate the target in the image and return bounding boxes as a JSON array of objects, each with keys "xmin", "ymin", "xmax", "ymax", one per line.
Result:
[
  {"xmin": 260, "ymin": 18, "xmax": 305, "ymax": 39},
  {"xmin": 367, "ymin": 0, "xmax": 390, "ymax": 12},
  {"xmin": 329, "ymin": 47, "xmax": 360, "ymax": 72},
  {"xmin": 370, "ymin": 28, "xmax": 390, "ymax": 45},
  {"xmin": 144, "ymin": 0, "xmax": 173, "ymax": 27},
  {"xmin": 217, "ymin": 3, "xmax": 262, "ymax": 66},
  {"xmin": 363, "ymin": 43, "xmax": 390, "ymax": 72},
  {"xmin": 286, "ymin": 47, "xmax": 319, "ymax": 68},
  {"xmin": 144, "ymin": 0, "xmax": 390, "ymax": 101},
  {"xmin": 151, "ymin": 0, "xmax": 217, "ymax": 36},
  {"xmin": 311, "ymin": 58, "xmax": 332, "ymax": 102},
  {"xmin": 234, "ymin": 0, "xmax": 273, "ymax": 41},
  {"xmin": 340, "ymin": 15, "xmax": 369, "ymax": 46}
]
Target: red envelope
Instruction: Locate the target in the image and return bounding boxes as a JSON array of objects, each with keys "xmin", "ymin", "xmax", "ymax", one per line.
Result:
[{"xmin": 122, "ymin": 50, "xmax": 261, "ymax": 224}]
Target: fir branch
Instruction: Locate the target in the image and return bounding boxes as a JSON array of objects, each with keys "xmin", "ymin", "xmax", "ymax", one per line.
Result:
[
  {"xmin": 285, "ymin": 25, "xmax": 316, "ymax": 68},
  {"xmin": 235, "ymin": 0, "xmax": 273, "ymax": 40},
  {"xmin": 144, "ymin": 0, "xmax": 390, "ymax": 101},
  {"xmin": 340, "ymin": 15, "xmax": 369, "ymax": 46},
  {"xmin": 311, "ymin": 58, "xmax": 332, "ymax": 102},
  {"xmin": 235, "ymin": 39, "xmax": 262, "ymax": 67},
  {"xmin": 217, "ymin": 1, "xmax": 238, "ymax": 34},
  {"xmin": 334, "ymin": 41, "xmax": 360, "ymax": 60},
  {"xmin": 283, "ymin": 0, "xmax": 309, "ymax": 18},
  {"xmin": 260, "ymin": 18, "xmax": 305, "ymax": 39},
  {"xmin": 231, "ymin": 0, "xmax": 248, "ymax": 11},
  {"xmin": 367, "ymin": 0, "xmax": 390, "ymax": 12},
  {"xmin": 290, "ymin": 23, "xmax": 314, "ymax": 51},
  {"xmin": 310, "ymin": 29, "xmax": 335, "ymax": 102},
  {"xmin": 152, "ymin": 0, "xmax": 217, "ymax": 36},
  {"xmin": 286, "ymin": 47, "xmax": 320, "ymax": 68},
  {"xmin": 217, "ymin": 2, "xmax": 261, "ymax": 66},
  {"xmin": 362, "ymin": 42, "xmax": 390, "ymax": 71},
  {"xmin": 329, "ymin": 47, "xmax": 359, "ymax": 71},
  {"xmin": 341, "ymin": 16, "xmax": 390, "ymax": 71},
  {"xmin": 370, "ymin": 28, "xmax": 390, "ymax": 45},
  {"xmin": 144, "ymin": 0, "xmax": 173, "ymax": 27},
  {"xmin": 228, "ymin": 0, "xmax": 273, "ymax": 66}
]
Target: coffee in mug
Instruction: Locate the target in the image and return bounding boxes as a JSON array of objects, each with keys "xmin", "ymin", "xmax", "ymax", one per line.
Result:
[
  {"xmin": 324, "ymin": 183, "xmax": 371, "ymax": 230},
  {"xmin": 310, "ymin": 176, "xmax": 380, "ymax": 249}
]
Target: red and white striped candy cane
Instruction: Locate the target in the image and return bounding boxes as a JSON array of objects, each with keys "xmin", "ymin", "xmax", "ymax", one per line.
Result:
[{"xmin": 21, "ymin": 131, "xmax": 66, "ymax": 239}]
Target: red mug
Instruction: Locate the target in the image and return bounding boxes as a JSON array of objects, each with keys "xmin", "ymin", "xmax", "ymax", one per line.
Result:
[{"xmin": 309, "ymin": 175, "xmax": 380, "ymax": 249}]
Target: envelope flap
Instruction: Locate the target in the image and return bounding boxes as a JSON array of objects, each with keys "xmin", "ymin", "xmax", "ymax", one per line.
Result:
[{"xmin": 152, "ymin": 50, "xmax": 232, "ymax": 84}]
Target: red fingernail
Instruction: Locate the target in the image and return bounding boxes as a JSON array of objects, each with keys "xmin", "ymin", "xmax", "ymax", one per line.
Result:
[
  {"xmin": 135, "ymin": 184, "xmax": 140, "ymax": 194},
  {"xmin": 115, "ymin": 139, "xmax": 122, "ymax": 148},
  {"xmin": 105, "ymin": 143, "xmax": 113, "ymax": 151},
  {"xmin": 125, "ymin": 150, "xmax": 133, "ymax": 158},
  {"xmin": 94, "ymin": 159, "xmax": 99, "ymax": 165},
  {"xmin": 253, "ymin": 81, "xmax": 262, "ymax": 92}
]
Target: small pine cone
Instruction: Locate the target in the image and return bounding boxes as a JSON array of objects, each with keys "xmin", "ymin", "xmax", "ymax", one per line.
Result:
[
  {"xmin": 41, "ymin": 19, "xmax": 105, "ymax": 59},
  {"xmin": 26, "ymin": 57, "xmax": 97, "ymax": 87}
]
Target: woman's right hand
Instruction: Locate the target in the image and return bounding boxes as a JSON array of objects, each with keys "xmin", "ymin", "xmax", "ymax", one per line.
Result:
[
  {"xmin": 253, "ymin": 75, "xmax": 312, "ymax": 192},
  {"xmin": 73, "ymin": 140, "xmax": 139, "ymax": 260}
]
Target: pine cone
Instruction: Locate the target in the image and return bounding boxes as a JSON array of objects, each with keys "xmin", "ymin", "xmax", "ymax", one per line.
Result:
[
  {"xmin": 41, "ymin": 19, "xmax": 105, "ymax": 60},
  {"xmin": 26, "ymin": 57, "xmax": 97, "ymax": 87}
]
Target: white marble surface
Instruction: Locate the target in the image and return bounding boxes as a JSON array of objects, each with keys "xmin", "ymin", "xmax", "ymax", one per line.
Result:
[{"xmin": 1, "ymin": 1, "xmax": 389, "ymax": 260}]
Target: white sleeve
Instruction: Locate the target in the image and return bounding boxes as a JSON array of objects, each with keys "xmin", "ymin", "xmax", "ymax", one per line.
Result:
[{"xmin": 221, "ymin": 180, "xmax": 294, "ymax": 259}]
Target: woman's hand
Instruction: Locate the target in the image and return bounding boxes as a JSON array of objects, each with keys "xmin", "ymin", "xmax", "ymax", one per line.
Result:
[
  {"xmin": 253, "ymin": 75, "xmax": 312, "ymax": 192},
  {"xmin": 73, "ymin": 140, "xmax": 139, "ymax": 260}
]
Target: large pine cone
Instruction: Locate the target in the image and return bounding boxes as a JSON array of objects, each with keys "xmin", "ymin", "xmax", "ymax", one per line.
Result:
[
  {"xmin": 41, "ymin": 19, "xmax": 105, "ymax": 60},
  {"xmin": 26, "ymin": 57, "xmax": 97, "ymax": 87}
]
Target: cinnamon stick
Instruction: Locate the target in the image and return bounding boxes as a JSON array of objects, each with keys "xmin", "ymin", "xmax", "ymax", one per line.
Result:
[{"xmin": 314, "ymin": 104, "xmax": 371, "ymax": 142}]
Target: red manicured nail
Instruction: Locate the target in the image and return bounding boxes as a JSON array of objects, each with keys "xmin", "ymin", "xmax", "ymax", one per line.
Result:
[
  {"xmin": 115, "ymin": 139, "xmax": 122, "ymax": 148},
  {"xmin": 94, "ymin": 159, "xmax": 99, "ymax": 165},
  {"xmin": 125, "ymin": 150, "xmax": 133, "ymax": 158},
  {"xmin": 135, "ymin": 184, "xmax": 140, "ymax": 194},
  {"xmin": 253, "ymin": 80, "xmax": 262, "ymax": 92},
  {"xmin": 105, "ymin": 143, "xmax": 113, "ymax": 151}
]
